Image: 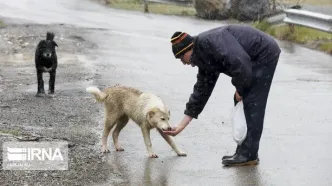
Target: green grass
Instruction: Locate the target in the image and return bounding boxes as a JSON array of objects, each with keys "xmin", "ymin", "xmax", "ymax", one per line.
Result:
[
  {"xmin": 0, "ymin": 129, "xmax": 21, "ymax": 136},
  {"xmin": 107, "ymin": 0, "xmax": 196, "ymax": 16},
  {"xmin": 0, "ymin": 20, "xmax": 6, "ymax": 28},
  {"xmin": 253, "ymin": 20, "xmax": 332, "ymax": 54},
  {"xmin": 319, "ymin": 43, "xmax": 332, "ymax": 54}
]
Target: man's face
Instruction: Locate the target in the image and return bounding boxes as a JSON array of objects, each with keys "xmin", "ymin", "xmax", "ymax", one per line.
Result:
[{"xmin": 179, "ymin": 49, "xmax": 193, "ymax": 66}]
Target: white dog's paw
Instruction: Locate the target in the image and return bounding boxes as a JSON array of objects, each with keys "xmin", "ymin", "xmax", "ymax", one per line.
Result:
[
  {"xmin": 101, "ymin": 147, "xmax": 110, "ymax": 153},
  {"xmin": 149, "ymin": 154, "xmax": 159, "ymax": 158},
  {"xmin": 177, "ymin": 152, "xmax": 187, "ymax": 157},
  {"xmin": 116, "ymin": 147, "xmax": 124, "ymax": 151}
]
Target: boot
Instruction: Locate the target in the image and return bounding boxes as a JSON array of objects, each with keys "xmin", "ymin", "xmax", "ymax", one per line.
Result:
[
  {"xmin": 222, "ymin": 154, "xmax": 259, "ymax": 166},
  {"xmin": 223, "ymin": 154, "xmax": 260, "ymax": 161},
  {"xmin": 222, "ymin": 145, "xmax": 240, "ymax": 160}
]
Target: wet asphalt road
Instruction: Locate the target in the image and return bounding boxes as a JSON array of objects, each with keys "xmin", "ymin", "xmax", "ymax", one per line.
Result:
[
  {"xmin": 1, "ymin": 0, "xmax": 332, "ymax": 185},
  {"xmin": 303, "ymin": 5, "xmax": 332, "ymax": 15}
]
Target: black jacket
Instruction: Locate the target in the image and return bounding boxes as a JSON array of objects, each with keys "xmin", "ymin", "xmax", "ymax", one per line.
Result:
[{"xmin": 184, "ymin": 24, "xmax": 281, "ymax": 119}]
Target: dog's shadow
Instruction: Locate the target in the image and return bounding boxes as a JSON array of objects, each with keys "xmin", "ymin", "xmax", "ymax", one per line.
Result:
[
  {"xmin": 107, "ymin": 153, "xmax": 176, "ymax": 186},
  {"xmin": 142, "ymin": 157, "xmax": 174, "ymax": 186}
]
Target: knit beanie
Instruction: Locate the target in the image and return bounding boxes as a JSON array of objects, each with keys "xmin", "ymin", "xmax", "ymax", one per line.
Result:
[{"xmin": 171, "ymin": 31, "xmax": 194, "ymax": 58}]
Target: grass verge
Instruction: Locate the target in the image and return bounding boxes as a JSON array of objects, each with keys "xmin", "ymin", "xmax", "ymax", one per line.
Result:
[
  {"xmin": 253, "ymin": 20, "xmax": 332, "ymax": 54},
  {"xmin": 103, "ymin": 1, "xmax": 331, "ymax": 54},
  {"xmin": 0, "ymin": 20, "xmax": 6, "ymax": 28},
  {"xmin": 106, "ymin": 0, "xmax": 196, "ymax": 16},
  {"xmin": 0, "ymin": 129, "xmax": 21, "ymax": 136}
]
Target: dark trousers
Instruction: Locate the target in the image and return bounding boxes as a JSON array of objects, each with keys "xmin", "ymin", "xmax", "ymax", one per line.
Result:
[{"xmin": 233, "ymin": 55, "xmax": 279, "ymax": 158}]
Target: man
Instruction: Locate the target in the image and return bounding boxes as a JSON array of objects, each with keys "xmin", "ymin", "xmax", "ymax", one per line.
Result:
[{"xmin": 163, "ymin": 24, "xmax": 281, "ymax": 166}]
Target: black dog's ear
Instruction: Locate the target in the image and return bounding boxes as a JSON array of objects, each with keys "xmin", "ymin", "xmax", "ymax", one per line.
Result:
[
  {"xmin": 36, "ymin": 40, "xmax": 45, "ymax": 51},
  {"xmin": 53, "ymin": 41, "xmax": 58, "ymax": 47},
  {"xmin": 37, "ymin": 40, "xmax": 45, "ymax": 46}
]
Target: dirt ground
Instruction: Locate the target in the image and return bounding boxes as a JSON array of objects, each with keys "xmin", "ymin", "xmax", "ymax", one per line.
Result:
[{"xmin": 0, "ymin": 23, "xmax": 117, "ymax": 186}]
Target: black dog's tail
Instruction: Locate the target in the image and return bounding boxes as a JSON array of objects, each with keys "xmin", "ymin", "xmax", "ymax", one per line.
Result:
[{"xmin": 46, "ymin": 32, "xmax": 55, "ymax": 41}]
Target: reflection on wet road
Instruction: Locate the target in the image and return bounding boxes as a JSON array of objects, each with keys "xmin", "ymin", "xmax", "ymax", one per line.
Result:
[{"xmin": 1, "ymin": 0, "xmax": 331, "ymax": 185}]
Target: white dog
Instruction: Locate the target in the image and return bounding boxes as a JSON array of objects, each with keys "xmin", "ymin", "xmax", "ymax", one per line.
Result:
[{"xmin": 86, "ymin": 85, "xmax": 186, "ymax": 158}]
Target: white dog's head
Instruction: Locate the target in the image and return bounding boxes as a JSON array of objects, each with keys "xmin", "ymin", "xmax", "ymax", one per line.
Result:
[{"xmin": 146, "ymin": 107, "xmax": 171, "ymax": 131}]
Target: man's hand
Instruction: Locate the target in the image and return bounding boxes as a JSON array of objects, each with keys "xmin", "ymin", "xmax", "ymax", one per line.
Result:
[
  {"xmin": 162, "ymin": 125, "xmax": 185, "ymax": 137},
  {"xmin": 235, "ymin": 91, "xmax": 242, "ymax": 102},
  {"xmin": 162, "ymin": 115, "xmax": 193, "ymax": 137}
]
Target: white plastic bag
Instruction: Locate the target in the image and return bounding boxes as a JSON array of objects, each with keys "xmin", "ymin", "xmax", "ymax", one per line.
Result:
[{"xmin": 232, "ymin": 101, "xmax": 247, "ymax": 145}]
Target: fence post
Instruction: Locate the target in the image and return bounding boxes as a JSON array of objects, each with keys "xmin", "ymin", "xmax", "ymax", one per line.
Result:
[
  {"xmin": 289, "ymin": 24, "xmax": 295, "ymax": 33},
  {"xmin": 272, "ymin": 0, "xmax": 276, "ymax": 11},
  {"xmin": 143, "ymin": 0, "xmax": 149, "ymax": 13}
]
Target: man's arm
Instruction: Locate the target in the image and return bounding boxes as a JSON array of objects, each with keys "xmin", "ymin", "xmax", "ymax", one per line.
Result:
[
  {"xmin": 207, "ymin": 30, "xmax": 252, "ymax": 96},
  {"xmin": 184, "ymin": 68, "xmax": 220, "ymax": 119},
  {"xmin": 162, "ymin": 69, "xmax": 219, "ymax": 136}
]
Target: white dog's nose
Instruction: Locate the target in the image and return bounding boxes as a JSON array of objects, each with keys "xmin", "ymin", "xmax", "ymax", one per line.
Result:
[{"xmin": 162, "ymin": 127, "xmax": 172, "ymax": 131}]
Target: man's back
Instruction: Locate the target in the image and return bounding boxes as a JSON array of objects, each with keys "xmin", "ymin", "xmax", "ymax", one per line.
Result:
[
  {"xmin": 197, "ymin": 24, "xmax": 281, "ymax": 62},
  {"xmin": 226, "ymin": 24, "xmax": 281, "ymax": 61}
]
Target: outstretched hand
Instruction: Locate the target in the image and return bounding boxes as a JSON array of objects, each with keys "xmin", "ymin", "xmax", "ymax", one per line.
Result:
[
  {"xmin": 162, "ymin": 115, "xmax": 193, "ymax": 137},
  {"xmin": 162, "ymin": 125, "xmax": 185, "ymax": 137}
]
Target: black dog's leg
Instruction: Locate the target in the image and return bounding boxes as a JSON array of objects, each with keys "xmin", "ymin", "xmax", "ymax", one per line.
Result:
[
  {"xmin": 48, "ymin": 70, "xmax": 56, "ymax": 95},
  {"xmin": 36, "ymin": 70, "xmax": 45, "ymax": 97}
]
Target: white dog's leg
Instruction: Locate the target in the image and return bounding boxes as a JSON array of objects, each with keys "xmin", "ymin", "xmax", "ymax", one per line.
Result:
[
  {"xmin": 101, "ymin": 116, "xmax": 117, "ymax": 153},
  {"xmin": 112, "ymin": 116, "xmax": 129, "ymax": 151},
  {"xmin": 101, "ymin": 126, "xmax": 111, "ymax": 153},
  {"xmin": 142, "ymin": 128, "xmax": 158, "ymax": 158},
  {"xmin": 158, "ymin": 130, "xmax": 187, "ymax": 157}
]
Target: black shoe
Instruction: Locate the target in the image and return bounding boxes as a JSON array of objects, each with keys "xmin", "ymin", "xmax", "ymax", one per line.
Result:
[
  {"xmin": 222, "ymin": 145, "xmax": 241, "ymax": 160},
  {"xmin": 222, "ymin": 153, "xmax": 236, "ymax": 160},
  {"xmin": 222, "ymin": 154, "xmax": 259, "ymax": 166},
  {"xmin": 223, "ymin": 153, "xmax": 260, "ymax": 161}
]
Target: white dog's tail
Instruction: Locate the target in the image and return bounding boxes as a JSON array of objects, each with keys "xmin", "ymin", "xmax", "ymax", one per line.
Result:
[{"xmin": 86, "ymin": 87, "xmax": 107, "ymax": 103}]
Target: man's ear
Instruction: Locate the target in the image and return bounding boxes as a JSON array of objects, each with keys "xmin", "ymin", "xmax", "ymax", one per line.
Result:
[{"xmin": 53, "ymin": 41, "xmax": 58, "ymax": 47}]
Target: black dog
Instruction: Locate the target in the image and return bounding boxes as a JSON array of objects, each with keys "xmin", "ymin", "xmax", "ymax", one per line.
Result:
[{"xmin": 35, "ymin": 32, "xmax": 58, "ymax": 97}]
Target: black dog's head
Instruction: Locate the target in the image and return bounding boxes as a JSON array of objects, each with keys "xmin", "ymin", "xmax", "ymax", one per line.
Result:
[{"xmin": 37, "ymin": 32, "xmax": 58, "ymax": 59}]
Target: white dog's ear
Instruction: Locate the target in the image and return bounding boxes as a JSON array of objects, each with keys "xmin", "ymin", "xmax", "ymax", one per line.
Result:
[
  {"xmin": 168, "ymin": 110, "xmax": 171, "ymax": 117},
  {"xmin": 147, "ymin": 108, "xmax": 160, "ymax": 119},
  {"xmin": 147, "ymin": 110, "xmax": 155, "ymax": 119}
]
